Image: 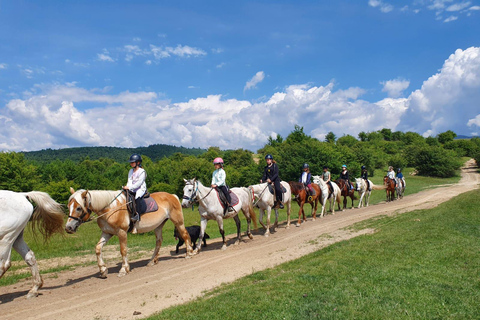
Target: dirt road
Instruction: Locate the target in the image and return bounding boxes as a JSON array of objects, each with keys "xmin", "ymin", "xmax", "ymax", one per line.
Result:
[{"xmin": 1, "ymin": 160, "xmax": 478, "ymax": 320}]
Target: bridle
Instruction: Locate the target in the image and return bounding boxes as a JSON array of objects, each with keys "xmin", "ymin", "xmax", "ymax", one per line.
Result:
[
  {"xmin": 250, "ymin": 184, "xmax": 268, "ymax": 206},
  {"xmin": 68, "ymin": 191, "xmax": 128, "ymax": 225},
  {"xmin": 182, "ymin": 180, "xmax": 214, "ymax": 205}
]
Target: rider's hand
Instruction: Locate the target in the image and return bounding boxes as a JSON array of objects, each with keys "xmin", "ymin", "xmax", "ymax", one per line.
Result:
[
  {"xmin": 267, "ymin": 179, "xmax": 272, "ymax": 183},
  {"xmin": 211, "ymin": 184, "xmax": 217, "ymax": 188},
  {"xmin": 122, "ymin": 186, "xmax": 129, "ymax": 190}
]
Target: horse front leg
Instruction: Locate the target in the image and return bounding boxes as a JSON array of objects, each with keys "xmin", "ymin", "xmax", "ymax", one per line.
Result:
[
  {"xmin": 12, "ymin": 232, "xmax": 42, "ymax": 299},
  {"xmin": 311, "ymin": 201, "xmax": 316, "ymax": 221},
  {"xmin": 96, "ymin": 232, "xmax": 113, "ymax": 278},
  {"xmin": 233, "ymin": 215, "xmax": 241, "ymax": 245},
  {"xmin": 358, "ymin": 192, "xmax": 364, "ymax": 208},
  {"xmin": 273, "ymin": 208, "xmax": 279, "ymax": 231},
  {"xmin": 216, "ymin": 216, "xmax": 227, "ymax": 250},
  {"xmin": 258, "ymin": 208, "xmax": 266, "ymax": 230},
  {"xmin": 194, "ymin": 218, "xmax": 208, "ymax": 254},
  {"xmin": 264, "ymin": 207, "xmax": 272, "ymax": 237},
  {"xmin": 117, "ymin": 229, "xmax": 130, "ymax": 277}
]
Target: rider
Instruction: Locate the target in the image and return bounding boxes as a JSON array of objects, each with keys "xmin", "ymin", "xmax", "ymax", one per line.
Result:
[
  {"xmin": 261, "ymin": 154, "xmax": 284, "ymax": 209},
  {"xmin": 387, "ymin": 166, "xmax": 396, "ymax": 187},
  {"xmin": 122, "ymin": 154, "xmax": 147, "ymax": 233},
  {"xmin": 211, "ymin": 157, "xmax": 233, "ymax": 213},
  {"xmin": 321, "ymin": 166, "xmax": 333, "ymax": 194},
  {"xmin": 299, "ymin": 163, "xmax": 313, "ymax": 201},
  {"xmin": 339, "ymin": 164, "xmax": 353, "ymax": 190},
  {"xmin": 396, "ymin": 168, "xmax": 406, "ymax": 187},
  {"xmin": 361, "ymin": 165, "xmax": 370, "ymax": 191}
]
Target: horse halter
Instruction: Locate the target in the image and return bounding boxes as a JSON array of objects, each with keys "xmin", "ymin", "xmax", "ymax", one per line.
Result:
[
  {"xmin": 68, "ymin": 193, "xmax": 93, "ymax": 225},
  {"xmin": 182, "ymin": 180, "xmax": 199, "ymax": 204}
]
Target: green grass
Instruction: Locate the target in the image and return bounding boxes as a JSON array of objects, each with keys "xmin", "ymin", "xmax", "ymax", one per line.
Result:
[
  {"xmin": 0, "ymin": 167, "xmax": 463, "ymax": 286},
  {"xmin": 147, "ymin": 188, "xmax": 480, "ymax": 320}
]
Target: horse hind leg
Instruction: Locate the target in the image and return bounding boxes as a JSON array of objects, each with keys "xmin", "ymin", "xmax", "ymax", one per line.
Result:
[
  {"xmin": 233, "ymin": 215, "xmax": 241, "ymax": 245},
  {"xmin": 216, "ymin": 216, "xmax": 227, "ymax": 250},
  {"xmin": 148, "ymin": 220, "xmax": 168, "ymax": 266},
  {"xmin": 117, "ymin": 229, "xmax": 130, "ymax": 277},
  {"xmin": 12, "ymin": 233, "xmax": 43, "ymax": 298}
]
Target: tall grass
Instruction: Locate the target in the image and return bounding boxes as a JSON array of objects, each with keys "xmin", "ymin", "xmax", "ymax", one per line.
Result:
[
  {"xmin": 1, "ymin": 168, "xmax": 462, "ymax": 286},
  {"xmin": 148, "ymin": 188, "xmax": 480, "ymax": 320}
]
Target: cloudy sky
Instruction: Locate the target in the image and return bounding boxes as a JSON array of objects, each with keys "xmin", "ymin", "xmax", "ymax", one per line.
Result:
[{"xmin": 1, "ymin": 0, "xmax": 479, "ymax": 152}]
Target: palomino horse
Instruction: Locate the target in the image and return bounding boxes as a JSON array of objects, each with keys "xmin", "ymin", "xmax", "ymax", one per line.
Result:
[
  {"xmin": 396, "ymin": 178, "xmax": 406, "ymax": 199},
  {"xmin": 383, "ymin": 176, "xmax": 396, "ymax": 202},
  {"xmin": 314, "ymin": 178, "xmax": 342, "ymax": 216},
  {"xmin": 354, "ymin": 178, "xmax": 385, "ymax": 208},
  {"xmin": 249, "ymin": 182, "xmax": 291, "ymax": 236},
  {"xmin": 0, "ymin": 191, "xmax": 64, "ymax": 298},
  {"xmin": 181, "ymin": 179, "xmax": 256, "ymax": 251},
  {"xmin": 66, "ymin": 188, "xmax": 193, "ymax": 278},
  {"xmin": 289, "ymin": 181, "xmax": 321, "ymax": 225},
  {"xmin": 334, "ymin": 178, "xmax": 357, "ymax": 210}
]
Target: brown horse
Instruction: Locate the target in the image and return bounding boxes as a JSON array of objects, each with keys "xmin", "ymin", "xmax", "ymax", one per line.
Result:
[
  {"xmin": 383, "ymin": 176, "xmax": 396, "ymax": 202},
  {"xmin": 288, "ymin": 182, "xmax": 321, "ymax": 226},
  {"xmin": 65, "ymin": 188, "xmax": 193, "ymax": 278},
  {"xmin": 335, "ymin": 179, "xmax": 357, "ymax": 210}
]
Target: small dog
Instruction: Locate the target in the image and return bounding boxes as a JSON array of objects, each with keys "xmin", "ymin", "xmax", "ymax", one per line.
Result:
[{"xmin": 174, "ymin": 225, "xmax": 210, "ymax": 254}]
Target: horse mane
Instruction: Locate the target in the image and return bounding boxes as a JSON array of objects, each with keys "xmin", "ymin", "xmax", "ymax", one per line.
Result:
[
  {"xmin": 71, "ymin": 190, "xmax": 121, "ymax": 212},
  {"xmin": 289, "ymin": 181, "xmax": 304, "ymax": 194}
]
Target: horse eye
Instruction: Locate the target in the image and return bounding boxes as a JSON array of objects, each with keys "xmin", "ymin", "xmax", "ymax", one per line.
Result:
[{"xmin": 76, "ymin": 207, "xmax": 82, "ymax": 211}]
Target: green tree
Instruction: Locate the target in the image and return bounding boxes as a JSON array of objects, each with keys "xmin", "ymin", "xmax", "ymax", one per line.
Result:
[
  {"xmin": 0, "ymin": 152, "xmax": 41, "ymax": 191},
  {"xmin": 358, "ymin": 131, "xmax": 368, "ymax": 142},
  {"xmin": 379, "ymin": 128, "xmax": 393, "ymax": 141},
  {"xmin": 325, "ymin": 131, "xmax": 336, "ymax": 143},
  {"xmin": 437, "ymin": 130, "xmax": 457, "ymax": 144}
]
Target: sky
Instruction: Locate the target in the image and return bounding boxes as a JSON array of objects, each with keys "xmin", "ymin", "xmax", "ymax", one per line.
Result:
[{"xmin": 0, "ymin": 0, "xmax": 479, "ymax": 152}]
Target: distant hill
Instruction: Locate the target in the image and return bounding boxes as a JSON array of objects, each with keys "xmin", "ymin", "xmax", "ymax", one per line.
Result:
[
  {"xmin": 22, "ymin": 144, "xmax": 206, "ymax": 163},
  {"xmin": 455, "ymin": 135, "xmax": 473, "ymax": 140}
]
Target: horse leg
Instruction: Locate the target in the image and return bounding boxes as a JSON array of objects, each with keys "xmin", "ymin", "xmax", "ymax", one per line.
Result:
[
  {"xmin": 242, "ymin": 209, "xmax": 253, "ymax": 240},
  {"xmin": 117, "ymin": 229, "xmax": 130, "ymax": 277},
  {"xmin": 96, "ymin": 232, "xmax": 113, "ymax": 278},
  {"xmin": 259, "ymin": 208, "xmax": 266, "ymax": 230},
  {"xmin": 365, "ymin": 192, "xmax": 371, "ymax": 207},
  {"xmin": 296, "ymin": 202, "xmax": 304, "ymax": 227},
  {"xmin": 358, "ymin": 192, "xmax": 364, "ymax": 208},
  {"xmin": 12, "ymin": 232, "xmax": 42, "ymax": 299},
  {"xmin": 233, "ymin": 215, "xmax": 241, "ymax": 245},
  {"xmin": 286, "ymin": 204, "xmax": 291, "ymax": 229},
  {"xmin": 148, "ymin": 220, "xmax": 168, "ymax": 266},
  {"xmin": 216, "ymin": 216, "xmax": 227, "ymax": 250},
  {"xmin": 273, "ymin": 208, "xmax": 279, "ymax": 231},
  {"xmin": 193, "ymin": 218, "xmax": 208, "ymax": 254},
  {"xmin": 265, "ymin": 207, "xmax": 272, "ymax": 237}
]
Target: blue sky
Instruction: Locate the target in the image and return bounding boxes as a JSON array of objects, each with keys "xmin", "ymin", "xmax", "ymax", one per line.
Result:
[{"xmin": 1, "ymin": 0, "xmax": 479, "ymax": 152}]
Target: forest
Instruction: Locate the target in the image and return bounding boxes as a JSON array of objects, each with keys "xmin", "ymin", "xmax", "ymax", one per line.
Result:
[{"xmin": 1, "ymin": 126, "xmax": 479, "ymax": 204}]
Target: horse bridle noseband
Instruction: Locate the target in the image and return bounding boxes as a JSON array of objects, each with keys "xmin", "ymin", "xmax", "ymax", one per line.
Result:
[
  {"xmin": 182, "ymin": 181, "xmax": 215, "ymax": 204},
  {"xmin": 68, "ymin": 191, "xmax": 93, "ymax": 225}
]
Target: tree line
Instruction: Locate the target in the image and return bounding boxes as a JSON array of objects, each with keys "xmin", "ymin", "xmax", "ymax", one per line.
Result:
[{"xmin": 1, "ymin": 127, "xmax": 478, "ymax": 204}]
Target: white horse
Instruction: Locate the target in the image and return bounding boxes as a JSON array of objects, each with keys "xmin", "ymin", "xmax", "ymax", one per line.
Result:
[
  {"xmin": 396, "ymin": 178, "xmax": 406, "ymax": 199},
  {"xmin": 312, "ymin": 176, "xmax": 342, "ymax": 216},
  {"xmin": 355, "ymin": 178, "xmax": 385, "ymax": 208},
  {"xmin": 249, "ymin": 182, "xmax": 291, "ymax": 235},
  {"xmin": 0, "ymin": 191, "xmax": 64, "ymax": 298},
  {"xmin": 181, "ymin": 179, "xmax": 256, "ymax": 252}
]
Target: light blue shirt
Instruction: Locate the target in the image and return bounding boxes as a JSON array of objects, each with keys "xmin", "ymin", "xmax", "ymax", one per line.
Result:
[{"xmin": 211, "ymin": 168, "xmax": 226, "ymax": 186}]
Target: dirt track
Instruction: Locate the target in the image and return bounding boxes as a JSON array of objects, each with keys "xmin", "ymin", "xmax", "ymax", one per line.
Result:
[{"xmin": 1, "ymin": 160, "xmax": 478, "ymax": 320}]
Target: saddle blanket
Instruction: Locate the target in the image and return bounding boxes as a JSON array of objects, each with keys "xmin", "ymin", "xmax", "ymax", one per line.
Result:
[
  {"xmin": 216, "ymin": 190, "xmax": 240, "ymax": 209},
  {"xmin": 144, "ymin": 197, "xmax": 158, "ymax": 213},
  {"xmin": 267, "ymin": 184, "xmax": 287, "ymax": 195}
]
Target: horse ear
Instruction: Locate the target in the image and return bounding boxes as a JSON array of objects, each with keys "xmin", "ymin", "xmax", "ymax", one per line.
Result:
[
  {"xmin": 81, "ymin": 189, "xmax": 89, "ymax": 199},
  {"xmin": 70, "ymin": 187, "xmax": 75, "ymax": 194},
  {"xmin": 183, "ymin": 178, "xmax": 188, "ymax": 183}
]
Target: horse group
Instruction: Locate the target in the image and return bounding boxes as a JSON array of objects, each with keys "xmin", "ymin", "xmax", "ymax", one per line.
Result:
[
  {"xmin": 1, "ymin": 173, "xmax": 404, "ymax": 299},
  {"xmin": 383, "ymin": 177, "xmax": 406, "ymax": 202}
]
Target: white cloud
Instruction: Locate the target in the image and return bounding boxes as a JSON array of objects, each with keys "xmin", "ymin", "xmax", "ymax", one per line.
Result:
[
  {"xmin": 216, "ymin": 62, "xmax": 226, "ymax": 68},
  {"xmin": 467, "ymin": 114, "xmax": 480, "ymax": 127},
  {"xmin": 444, "ymin": 15, "xmax": 459, "ymax": 22},
  {"xmin": 244, "ymin": 71, "xmax": 265, "ymax": 92},
  {"xmin": 381, "ymin": 78, "xmax": 410, "ymax": 97},
  {"xmin": 446, "ymin": 1, "xmax": 471, "ymax": 11},
  {"xmin": 0, "ymin": 63, "xmax": 7, "ymax": 69},
  {"xmin": 97, "ymin": 51, "xmax": 115, "ymax": 62},
  {"xmin": 470, "ymin": 5, "xmax": 480, "ymax": 10},
  {"xmin": 368, "ymin": 0, "xmax": 394, "ymax": 13}
]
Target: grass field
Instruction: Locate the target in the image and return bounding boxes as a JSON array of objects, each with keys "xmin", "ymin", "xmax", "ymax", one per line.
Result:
[
  {"xmin": 1, "ymin": 166, "xmax": 462, "ymax": 286},
  {"xmin": 147, "ymin": 188, "xmax": 480, "ymax": 320}
]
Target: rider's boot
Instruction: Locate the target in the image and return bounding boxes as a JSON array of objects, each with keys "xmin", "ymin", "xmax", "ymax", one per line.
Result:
[{"xmin": 131, "ymin": 212, "xmax": 140, "ymax": 234}]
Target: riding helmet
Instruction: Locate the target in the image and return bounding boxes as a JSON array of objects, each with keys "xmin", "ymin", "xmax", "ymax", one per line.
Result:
[
  {"xmin": 323, "ymin": 166, "xmax": 328, "ymax": 169},
  {"xmin": 397, "ymin": 168, "xmax": 401, "ymax": 172},
  {"xmin": 361, "ymin": 165, "xmax": 366, "ymax": 170},
  {"xmin": 129, "ymin": 154, "xmax": 142, "ymax": 163},
  {"xmin": 213, "ymin": 157, "xmax": 224, "ymax": 165},
  {"xmin": 302, "ymin": 163, "xmax": 309, "ymax": 169},
  {"xmin": 265, "ymin": 154, "xmax": 273, "ymax": 160},
  {"xmin": 342, "ymin": 164, "xmax": 347, "ymax": 168}
]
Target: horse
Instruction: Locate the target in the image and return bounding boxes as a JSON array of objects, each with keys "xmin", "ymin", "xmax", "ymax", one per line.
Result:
[
  {"xmin": 334, "ymin": 178, "xmax": 357, "ymax": 210},
  {"xmin": 249, "ymin": 182, "xmax": 291, "ymax": 236},
  {"xmin": 314, "ymin": 178, "xmax": 342, "ymax": 216},
  {"xmin": 0, "ymin": 191, "xmax": 64, "ymax": 298},
  {"xmin": 66, "ymin": 188, "xmax": 193, "ymax": 278},
  {"xmin": 181, "ymin": 179, "xmax": 256, "ymax": 251},
  {"xmin": 288, "ymin": 181, "xmax": 321, "ymax": 225},
  {"xmin": 383, "ymin": 176, "xmax": 396, "ymax": 202},
  {"xmin": 354, "ymin": 178, "xmax": 385, "ymax": 208},
  {"xmin": 396, "ymin": 177, "xmax": 406, "ymax": 199}
]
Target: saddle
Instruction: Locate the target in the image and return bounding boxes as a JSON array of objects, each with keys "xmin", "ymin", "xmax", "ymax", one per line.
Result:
[
  {"xmin": 267, "ymin": 183, "xmax": 287, "ymax": 195},
  {"xmin": 124, "ymin": 190, "xmax": 159, "ymax": 218},
  {"xmin": 215, "ymin": 189, "xmax": 239, "ymax": 215},
  {"xmin": 326, "ymin": 182, "xmax": 333, "ymax": 199}
]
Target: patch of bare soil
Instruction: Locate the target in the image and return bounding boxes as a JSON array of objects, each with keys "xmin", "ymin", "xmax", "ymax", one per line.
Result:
[{"xmin": 0, "ymin": 160, "xmax": 478, "ymax": 320}]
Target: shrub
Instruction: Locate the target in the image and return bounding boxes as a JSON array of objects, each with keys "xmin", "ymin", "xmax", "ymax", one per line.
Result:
[{"xmin": 412, "ymin": 146, "xmax": 462, "ymax": 178}]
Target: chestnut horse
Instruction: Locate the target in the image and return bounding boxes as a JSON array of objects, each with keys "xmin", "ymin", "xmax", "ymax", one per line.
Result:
[
  {"xmin": 384, "ymin": 176, "xmax": 396, "ymax": 202},
  {"xmin": 335, "ymin": 179, "xmax": 357, "ymax": 210},
  {"xmin": 66, "ymin": 188, "xmax": 193, "ymax": 278},
  {"xmin": 288, "ymin": 181, "xmax": 321, "ymax": 226}
]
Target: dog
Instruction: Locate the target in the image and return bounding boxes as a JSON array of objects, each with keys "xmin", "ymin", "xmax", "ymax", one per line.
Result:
[{"xmin": 174, "ymin": 225, "xmax": 210, "ymax": 254}]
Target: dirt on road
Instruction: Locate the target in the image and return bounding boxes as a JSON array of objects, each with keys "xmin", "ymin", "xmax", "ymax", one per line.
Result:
[{"xmin": 1, "ymin": 160, "xmax": 478, "ymax": 320}]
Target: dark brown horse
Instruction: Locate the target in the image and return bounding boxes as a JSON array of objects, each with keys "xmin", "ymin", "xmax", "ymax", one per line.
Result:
[
  {"xmin": 288, "ymin": 182, "xmax": 321, "ymax": 226},
  {"xmin": 335, "ymin": 179, "xmax": 356, "ymax": 209},
  {"xmin": 383, "ymin": 176, "xmax": 396, "ymax": 202}
]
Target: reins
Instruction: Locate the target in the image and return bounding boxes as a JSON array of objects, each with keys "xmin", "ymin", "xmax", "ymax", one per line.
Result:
[
  {"xmin": 251, "ymin": 184, "xmax": 268, "ymax": 206},
  {"xmin": 68, "ymin": 191, "xmax": 132, "ymax": 224}
]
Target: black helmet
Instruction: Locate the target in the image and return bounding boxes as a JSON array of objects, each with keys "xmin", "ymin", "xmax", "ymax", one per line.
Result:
[
  {"xmin": 323, "ymin": 166, "xmax": 328, "ymax": 170},
  {"xmin": 361, "ymin": 165, "xmax": 366, "ymax": 170},
  {"xmin": 265, "ymin": 154, "xmax": 273, "ymax": 160},
  {"xmin": 397, "ymin": 168, "xmax": 401, "ymax": 172},
  {"xmin": 302, "ymin": 163, "xmax": 309, "ymax": 169},
  {"xmin": 129, "ymin": 154, "xmax": 142, "ymax": 163}
]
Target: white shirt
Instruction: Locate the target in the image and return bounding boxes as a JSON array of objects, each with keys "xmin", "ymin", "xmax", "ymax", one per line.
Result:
[
  {"xmin": 126, "ymin": 168, "xmax": 147, "ymax": 198},
  {"xmin": 387, "ymin": 171, "xmax": 395, "ymax": 180}
]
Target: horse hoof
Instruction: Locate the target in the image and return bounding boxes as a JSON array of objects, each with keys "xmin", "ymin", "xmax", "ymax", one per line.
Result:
[
  {"xmin": 221, "ymin": 245, "xmax": 227, "ymax": 250},
  {"xmin": 26, "ymin": 291, "xmax": 38, "ymax": 299},
  {"xmin": 248, "ymin": 233, "xmax": 253, "ymax": 239},
  {"xmin": 296, "ymin": 223, "xmax": 301, "ymax": 227},
  {"xmin": 264, "ymin": 233, "xmax": 269, "ymax": 237}
]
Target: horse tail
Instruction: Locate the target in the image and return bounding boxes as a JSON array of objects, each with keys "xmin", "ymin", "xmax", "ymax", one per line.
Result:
[
  {"xmin": 371, "ymin": 183, "xmax": 386, "ymax": 190},
  {"xmin": 244, "ymin": 187, "xmax": 258, "ymax": 230},
  {"xmin": 23, "ymin": 191, "xmax": 65, "ymax": 242}
]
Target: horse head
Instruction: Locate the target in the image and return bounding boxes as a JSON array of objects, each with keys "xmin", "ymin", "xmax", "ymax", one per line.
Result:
[
  {"xmin": 181, "ymin": 178, "xmax": 198, "ymax": 208},
  {"xmin": 65, "ymin": 188, "xmax": 92, "ymax": 234}
]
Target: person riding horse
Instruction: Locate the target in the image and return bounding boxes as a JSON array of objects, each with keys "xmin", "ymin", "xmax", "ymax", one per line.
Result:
[
  {"xmin": 122, "ymin": 153, "xmax": 147, "ymax": 234},
  {"xmin": 321, "ymin": 166, "xmax": 334, "ymax": 195},
  {"xmin": 261, "ymin": 154, "xmax": 284, "ymax": 209},
  {"xmin": 361, "ymin": 165, "xmax": 370, "ymax": 191},
  {"xmin": 211, "ymin": 157, "xmax": 233, "ymax": 214},
  {"xmin": 299, "ymin": 163, "xmax": 314, "ymax": 201},
  {"xmin": 396, "ymin": 168, "xmax": 406, "ymax": 187},
  {"xmin": 339, "ymin": 164, "xmax": 353, "ymax": 190},
  {"xmin": 387, "ymin": 166, "xmax": 396, "ymax": 187}
]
